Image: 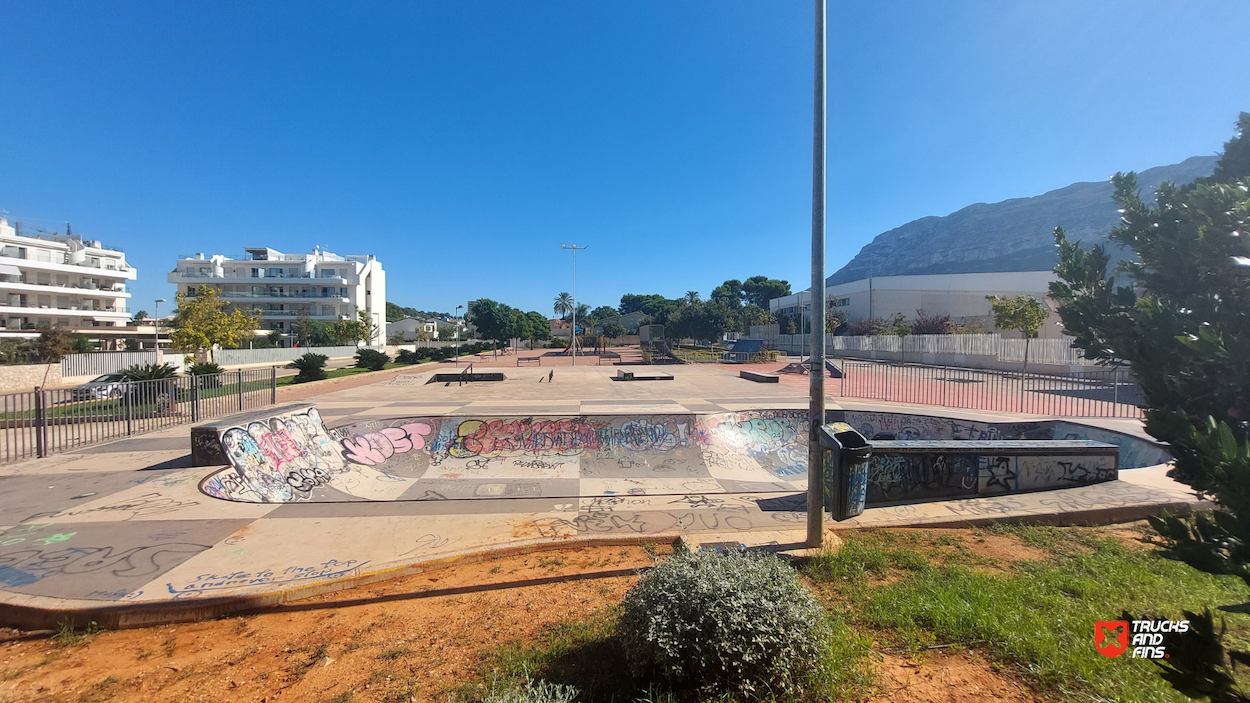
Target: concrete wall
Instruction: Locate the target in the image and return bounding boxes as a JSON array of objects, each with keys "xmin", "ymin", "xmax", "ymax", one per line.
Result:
[{"xmin": 770, "ymin": 271, "xmax": 1065, "ymax": 339}]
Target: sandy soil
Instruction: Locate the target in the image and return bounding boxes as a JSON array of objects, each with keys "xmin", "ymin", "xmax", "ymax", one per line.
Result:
[{"xmin": 0, "ymin": 530, "xmax": 1057, "ymax": 703}]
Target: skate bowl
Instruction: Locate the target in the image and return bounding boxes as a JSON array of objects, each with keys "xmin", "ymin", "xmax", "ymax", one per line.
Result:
[{"xmin": 194, "ymin": 404, "xmax": 1169, "ymax": 507}]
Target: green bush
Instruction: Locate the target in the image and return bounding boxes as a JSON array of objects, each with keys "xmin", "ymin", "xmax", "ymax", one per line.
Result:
[
  {"xmin": 120, "ymin": 363, "xmax": 179, "ymax": 381},
  {"xmin": 482, "ymin": 678, "xmax": 578, "ymax": 703},
  {"xmin": 618, "ymin": 547, "xmax": 832, "ymax": 697},
  {"xmin": 187, "ymin": 361, "xmax": 224, "ymax": 388},
  {"xmin": 354, "ymin": 348, "xmax": 390, "ymax": 371},
  {"xmin": 288, "ymin": 352, "xmax": 328, "ymax": 383}
]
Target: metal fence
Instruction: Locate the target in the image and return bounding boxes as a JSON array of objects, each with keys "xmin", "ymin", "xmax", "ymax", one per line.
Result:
[
  {"xmin": 0, "ymin": 368, "xmax": 278, "ymax": 463},
  {"xmin": 839, "ymin": 359, "xmax": 1143, "ymax": 418},
  {"xmin": 213, "ymin": 345, "xmax": 375, "ymax": 367},
  {"xmin": 60, "ymin": 351, "xmax": 160, "ymax": 378},
  {"xmin": 746, "ymin": 329, "xmax": 1094, "ymax": 367}
]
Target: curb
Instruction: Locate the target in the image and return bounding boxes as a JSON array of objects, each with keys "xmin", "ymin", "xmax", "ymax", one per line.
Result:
[{"xmin": 0, "ymin": 496, "xmax": 1204, "ymax": 631}]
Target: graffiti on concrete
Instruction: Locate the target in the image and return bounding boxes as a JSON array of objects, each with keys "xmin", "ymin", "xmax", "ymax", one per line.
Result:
[
  {"xmin": 867, "ymin": 451, "xmax": 1118, "ymax": 505},
  {"xmin": 165, "ymin": 557, "xmax": 369, "ymax": 599},
  {"xmin": 0, "ymin": 542, "xmax": 211, "ymax": 588}
]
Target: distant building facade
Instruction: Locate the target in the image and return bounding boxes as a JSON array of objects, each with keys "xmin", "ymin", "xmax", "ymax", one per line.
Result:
[
  {"xmin": 0, "ymin": 217, "xmax": 136, "ymax": 338},
  {"xmin": 168, "ymin": 247, "xmax": 385, "ymax": 346},
  {"xmin": 768, "ymin": 271, "xmax": 1064, "ymax": 338},
  {"xmin": 386, "ymin": 317, "xmax": 439, "ymax": 342},
  {"xmin": 590, "ymin": 311, "xmax": 648, "ymax": 334}
]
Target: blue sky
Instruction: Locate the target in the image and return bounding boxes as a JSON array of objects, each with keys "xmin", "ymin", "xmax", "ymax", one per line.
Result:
[{"xmin": 0, "ymin": 1, "xmax": 1247, "ymax": 318}]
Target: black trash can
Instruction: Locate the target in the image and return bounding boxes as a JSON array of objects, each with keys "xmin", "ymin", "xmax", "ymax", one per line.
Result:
[{"xmin": 820, "ymin": 422, "xmax": 873, "ymax": 521}]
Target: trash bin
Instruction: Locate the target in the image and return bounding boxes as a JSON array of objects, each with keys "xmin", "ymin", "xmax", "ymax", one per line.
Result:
[{"xmin": 820, "ymin": 422, "xmax": 873, "ymax": 521}]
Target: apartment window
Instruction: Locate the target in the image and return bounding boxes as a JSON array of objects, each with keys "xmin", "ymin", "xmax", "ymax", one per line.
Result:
[
  {"xmin": 321, "ymin": 305, "xmax": 334, "ymax": 316},
  {"xmin": 33, "ymin": 250, "xmax": 52, "ymax": 263},
  {"xmin": 340, "ymin": 305, "xmax": 351, "ymax": 316},
  {"xmin": 833, "ymin": 297, "xmax": 851, "ymax": 308},
  {"xmin": 56, "ymin": 274, "xmax": 68, "ymax": 286},
  {"xmin": 187, "ymin": 286, "xmax": 198, "ymax": 296},
  {"xmin": 339, "ymin": 287, "xmax": 347, "ymax": 296},
  {"xmin": 1, "ymin": 246, "xmax": 26, "ymax": 259},
  {"xmin": 321, "ymin": 268, "xmax": 335, "ymax": 277}
]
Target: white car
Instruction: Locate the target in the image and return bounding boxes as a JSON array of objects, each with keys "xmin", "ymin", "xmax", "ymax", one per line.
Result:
[{"xmin": 70, "ymin": 373, "xmax": 128, "ymax": 401}]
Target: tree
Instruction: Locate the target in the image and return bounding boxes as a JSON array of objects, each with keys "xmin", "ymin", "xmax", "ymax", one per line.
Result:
[
  {"xmin": 525, "ymin": 311, "xmax": 552, "ymax": 348},
  {"xmin": 388, "ymin": 331, "xmax": 408, "ymax": 345},
  {"xmin": 1050, "ymin": 116, "xmax": 1250, "ymax": 701},
  {"xmin": 588, "ymin": 306, "xmax": 618, "ymax": 325},
  {"xmin": 826, "ymin": 306, "xmax": 847, "ymax": 334},
  {"xmin": 742, "ymin": 276, "xmax": 791, "ymax": 308},
  {"xmin": 985, "ymin": 295, "xmax": 1048, "ymax": 370},
  {"xmin": 553, "ymin": 292, "xmax": 573, "ymax": 320},
  {"xmin": 33, "ymin": 328, "xmax": 74, "ymax": 362},
  {"xmin": 70, "ymin": 334, "xmax": 94, "ymax": 354},
  {"xmin": 357, "ymin": 309, "xmax": 379, "ymax": 346},
  {"xmin": 470, "ymin": 298, "xmax": 525, "ymax": 346},
  {"xmin": 741, "ymin": 304, "xmax": 772, "ymax": 330},
  {"xmin": 168, "ymin": 288, "xmax": 260, "ymax": 354},
  {"xmin": 683, "ymin": 290, "xmax": 701, "ymax": 305},
  {"xmin": 601, "ymin": 321, "xmax": 627, "ymax": 340},
  {"xmin": 292, "ymin": 309, "xmax": 316, "ymax": 347},
  {"xmin": 711, "ymin": 279, "xmax": 744, "ymax": 307},
  {"xmin": 385, "ymin": 301, "xmax": 406, "ymax": 322},
  {"xmin": 1211, "ymin": 111, "xmax": 1250, "ymax": 184},
  {"xmin": 132, "ymin": 310, "xmax": 148, "ymax": 322}
]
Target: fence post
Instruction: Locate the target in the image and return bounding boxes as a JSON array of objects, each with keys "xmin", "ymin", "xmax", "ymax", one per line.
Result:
[
  {"xmin": 191, "ymin": 375, "xmax": 200, "ymax": 423},
  {"xmin": 33, "ymin": 387, "xmax": 46, "ymax": 458},
  {"xmin": 270, "ymin": 366, "xmax": 277, "ymax": 405},
  {"xmin": 237, "ymin": 370, "xmax": 245, "ymax": 411},
  {"xmin": 1113, "ymin": 367, "xmax": 1120, "ymax": 415},
  {"xmin": 125, "ymin": 385, "xmax": 133, "ymax": 436},
  {"xmin": 941, "ymin": 366, "xmax": 947, "ymax": 408}
]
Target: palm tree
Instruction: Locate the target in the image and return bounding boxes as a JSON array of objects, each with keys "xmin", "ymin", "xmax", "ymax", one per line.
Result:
[
  {"xmin": 553, "ymin": 292, "xmax": 573, "ymax": 320},
  {"xmin": 575, "ymin": 303, "xmax": 590, "ymax": 323},
  {"xmin": 684, "ymin": 290, "xmax": 701, "ymax": 305}
]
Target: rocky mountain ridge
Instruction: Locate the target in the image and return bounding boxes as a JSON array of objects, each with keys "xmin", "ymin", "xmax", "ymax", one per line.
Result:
[{"xmin": 828, "ymin": 155, "xmax": 1218, "ymax": 285}]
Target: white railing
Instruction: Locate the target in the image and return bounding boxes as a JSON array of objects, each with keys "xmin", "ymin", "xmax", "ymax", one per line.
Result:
[
  {"xmin": 745, "ymin": 330, "xmax": 1091, "ymax": 366},
  {"xmin": 60, "ymin": 351, "xmax": 159, "ymax": 377},
  {"xmin": 212, "ymin": 345, "xmax": 376, "ymax": 367}
]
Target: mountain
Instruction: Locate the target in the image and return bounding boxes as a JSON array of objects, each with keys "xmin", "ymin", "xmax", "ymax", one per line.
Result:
[{"xmin": 827, "ymin": 155, "xmax": 1218, "ymax": 285}]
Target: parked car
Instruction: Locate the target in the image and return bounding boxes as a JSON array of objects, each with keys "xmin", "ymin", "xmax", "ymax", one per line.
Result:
[{"xmin": 69, "ymin": 373, "xmax": 128, "ymax": 401}]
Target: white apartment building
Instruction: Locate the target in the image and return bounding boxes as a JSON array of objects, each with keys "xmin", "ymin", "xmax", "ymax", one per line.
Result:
[
  {"xmin": 769, "ymin": 271, "xmax": 1065, "ymax": 338},
  {"xmin": 168, "ymin": 247, "xmax": 385, "ymax": 346},
  {"xmin": 0, "ymin": 217, "xmax": 135, "ymax": 338}
]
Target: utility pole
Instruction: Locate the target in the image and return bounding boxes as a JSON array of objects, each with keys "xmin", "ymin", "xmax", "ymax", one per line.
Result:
[
  {"xmin": 561, "ymin": 245, "xmax": 587, "ymax": 367},
  {"xmin": 806, "ymin": 0, "xmax": 827, "ymax": 549}
]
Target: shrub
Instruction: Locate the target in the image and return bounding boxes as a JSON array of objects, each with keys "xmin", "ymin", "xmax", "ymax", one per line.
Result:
[
  {"xmin": 482, "ymin": 677, "xmax": 579, "ymax": 703},
  {"xmin": 187, "ymin": 361, "xmax": 223, "ymax": 376},
  {"xmin": 288, "ymin": 352, "xmax": 328, "ymax": 383},
  {"xmin": 187, "ymin": 361, "xmax": 224, "ymax": 388},
  {"xmin": 354, "ymin": 348, "xmax": 390, "ymax": 371},
  {"xmin": 618, "ymin": 547, "xmax": 832, "ymax": 697},
  {"xmin": 121, "ymin": 363, "xmax": 179, "ymax": 381}
]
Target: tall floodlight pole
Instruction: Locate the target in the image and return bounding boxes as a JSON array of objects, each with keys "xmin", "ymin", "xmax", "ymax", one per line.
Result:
[
  {"xmin": 806, "ymin": 0, "xmax": 827, "ymax": 549},
  {"xmin": 561, "ymin": 245, "xmax": 587, "ymax": 367},
  {"xmin": 154, "ymin": 298, "xmax": 166, "ymax": 352}
]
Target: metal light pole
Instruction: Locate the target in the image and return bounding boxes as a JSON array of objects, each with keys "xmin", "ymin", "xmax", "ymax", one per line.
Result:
[
  {"xmin": 561, "ymin": 245, "xmax": 587, "ymax": 367},
  {"xmin": 154, "ymin": 298, "xmax": 166, "ymax": 352},
  {"xmin": 455, "ymin": 304, "xmax": 463, "ymax": 367},
  {"xmin": 806, "ymin": 0, "xmax": 828, "ymax": 549}
]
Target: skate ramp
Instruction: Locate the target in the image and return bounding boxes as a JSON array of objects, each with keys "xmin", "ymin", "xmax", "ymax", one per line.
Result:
[{"xmin": 196, "ymin": 406, "xmax": 1166, "ymax": 507}]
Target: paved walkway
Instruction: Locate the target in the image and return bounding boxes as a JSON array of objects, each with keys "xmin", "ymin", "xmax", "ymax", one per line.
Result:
[{"xmin": 0, "ymin": 364, "xmax": 1202, "ymax": 629}]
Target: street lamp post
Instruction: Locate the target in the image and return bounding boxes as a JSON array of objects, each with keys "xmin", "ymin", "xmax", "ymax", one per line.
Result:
[
  {"xmin": 807, "ymin": 0, "xmax": 828, "ymax": 548},
  {"xmin": 154, "ymin": 298, "xmax": 167, "ymax": 353},
  {"xmin": 455, "ymin": 304, "xmax": 463, "ymax": 367},
  {"xmin": 561, "ymin": 244, "xmax": 587, "ymax": 367}
]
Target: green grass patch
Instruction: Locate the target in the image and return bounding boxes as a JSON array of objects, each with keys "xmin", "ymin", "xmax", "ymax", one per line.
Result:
[
  {"xmin": 804, "ymin": 524, "xmax": 1250, "ymax": 702},
  {"xmin": 466, "ymin": 608, "xmax": 871, "ymax": 702}
]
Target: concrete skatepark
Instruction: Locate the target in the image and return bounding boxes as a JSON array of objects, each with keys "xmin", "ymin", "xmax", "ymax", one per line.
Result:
[{"xmin": 0, "ymin": 363, "xmax": 1200, "ymax": 629}]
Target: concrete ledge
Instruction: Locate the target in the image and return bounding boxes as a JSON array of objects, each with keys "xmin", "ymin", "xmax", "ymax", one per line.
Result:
[{"xmin": 740, "ymin": 370, "xmax": 779, "ymax": 383}]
